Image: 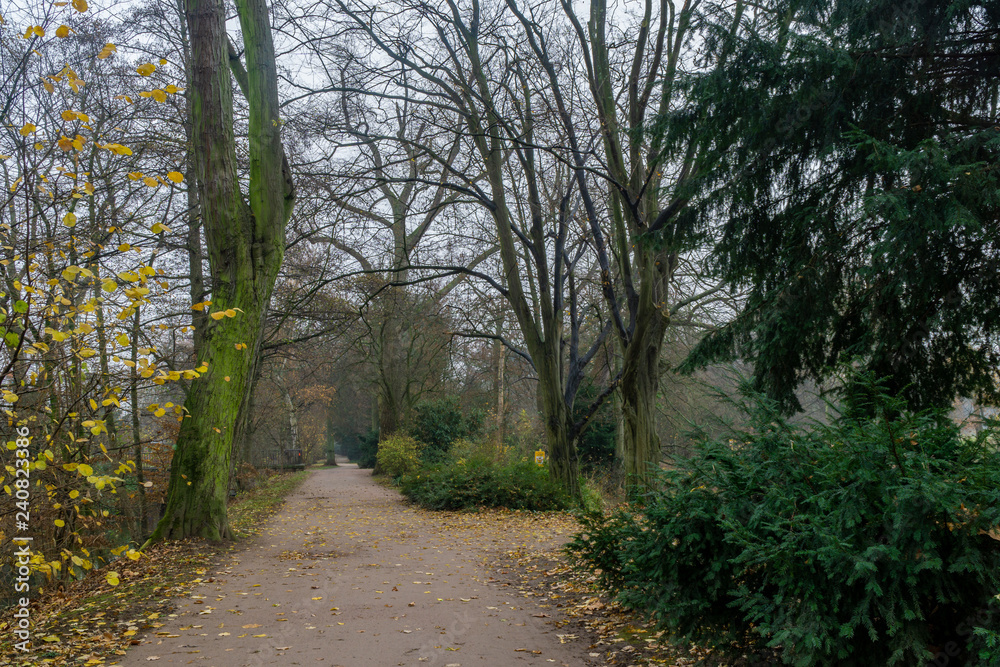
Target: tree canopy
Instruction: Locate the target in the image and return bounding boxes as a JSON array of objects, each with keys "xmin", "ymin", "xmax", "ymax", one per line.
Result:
[{"xmin": 680, "ymin": 0, "xmax": 1000, "ymax": 412}]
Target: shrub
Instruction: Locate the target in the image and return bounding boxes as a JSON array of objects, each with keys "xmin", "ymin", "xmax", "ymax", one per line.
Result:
[
  {"xmin": 354, "ymin": 429, "xmax": 379, "ymax": 469},
  {"xmin": 568, "ymin": 383, "xmax": 1000, "ymax": 666},
  {"xmin": 410, "ymin": 396, "xmax": 484, "ymax": 460},
  {"xmin": 374, "ymin": 434, "xmax": 423, "ymax": 479},
  {"xmin": 577, "ymin": 478, "xmax": 604, "ymax": 514},
  {"xmin": 399, "ymin": 454, "xmax": 570, "ymax": 511}
]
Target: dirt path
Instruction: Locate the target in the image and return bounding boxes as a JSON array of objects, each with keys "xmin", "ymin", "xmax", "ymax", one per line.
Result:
[{"xmin": 116, "ymin": 465, "xmax": 599, "ymax": 667}]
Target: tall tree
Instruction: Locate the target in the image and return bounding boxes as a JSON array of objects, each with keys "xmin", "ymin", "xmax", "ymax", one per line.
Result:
[
  {"xmin": 147, "ymin": 0, "xmax": 294, "ymax": 541},
  {"xmin": 329, "ymin": 0, "xmax": 620, "ymax": 496},
  {"xmin": 502, "ymin": 0, "xmax": 742, "ymax": 486},
  {"xmin": 681, "ymin": 0, "xmax": 1000, "ymax": 413}
]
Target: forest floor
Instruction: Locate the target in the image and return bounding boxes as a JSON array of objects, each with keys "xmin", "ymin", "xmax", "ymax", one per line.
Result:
[{"xmin": 3, "ymin": 464, "xmax": 710, "ymax": 666}]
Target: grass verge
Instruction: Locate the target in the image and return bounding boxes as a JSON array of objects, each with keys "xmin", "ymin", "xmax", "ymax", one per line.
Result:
[{"xmin": 229, "ymin": 469, "xmax": 309, "ymax": 539}]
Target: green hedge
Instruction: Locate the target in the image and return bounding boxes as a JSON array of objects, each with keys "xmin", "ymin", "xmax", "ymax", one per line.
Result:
[
  {"xmin": 569, "ymin": 386, "xmax": 1000, "ymax": 666},
  {"xmin": 399, "ymin": 455, "xmax": 570, "ymax": 511}
]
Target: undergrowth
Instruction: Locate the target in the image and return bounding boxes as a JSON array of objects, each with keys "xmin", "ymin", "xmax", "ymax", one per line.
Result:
[
  {"xmin": 399, "ymin": 454, "xmax": 571, "ymax": 511},
  {"xmin": 569, "ymin": 381, "xmax": 1000, "ymax": 666}
]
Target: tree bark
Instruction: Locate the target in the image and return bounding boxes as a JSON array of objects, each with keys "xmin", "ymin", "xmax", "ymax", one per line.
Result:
[{"xmin": 147, "ymin": 0, "xmax": 294, "ymax": 543}]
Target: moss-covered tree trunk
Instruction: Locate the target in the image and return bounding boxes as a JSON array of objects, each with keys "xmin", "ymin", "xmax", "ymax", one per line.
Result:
[
  {"xmin": 618, "ymin": 253, "xmax": 671, "ymax": 485},
  {"xmin": 147, "ymin": 0, "xmax": 293, "ymax": 543}
]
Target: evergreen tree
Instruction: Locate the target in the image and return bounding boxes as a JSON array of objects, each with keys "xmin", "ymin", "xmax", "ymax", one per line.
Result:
[{"xmin": 679, "ymin": 0, "xmax": 1000, "ymax": 412}]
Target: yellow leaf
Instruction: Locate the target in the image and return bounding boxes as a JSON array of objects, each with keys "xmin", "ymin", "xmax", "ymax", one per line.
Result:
[
  {"xmin": 77, "ymin": 463, "xmax": 93, "ymax": 476},
  {"xmin": 41, "ymin": 635, "xmax": 60, "ymax": 643},
  {"xmin": 72, "ymin": 0, "xmax": 88, "ymax": 12},
  {"xmin": 106, "ymin": 571, "xmax": 120, "ymax": 586},
  {"xmin": 151, "ymin": 89, "xmax": 167, "ymax": 103},
  {"xmin": 55, "ymin": 25, "xmax": 70, "ymax": 38},
  {"xmin": 71, "ymin": 555, "xmax": 83, "ymax": 566},
  {"xmin": 89, "ymin": 398, "xmax": 98, "ymax": 410},
  {"xmin": 224, "ymin": 309, "xmax": 237, "ymax": 318},
  {"xmin": 63, "ymin": 212, "xmax": 77, "ymax": 228},
  {"xmin": 210, "ymin": 311, "xmax": 225, "ymax": 320},
  {"xmin": 19, "ymin": 123, "xmax": 36, "ymax": 136},
  {"xmin": 97, "ymin": 43, "xmax": 116, "ymax": 59},
  {"xmin": 54, "ymin": 519, "xmax": 65, "ymax": 527},
  {"xmin": 143, "ymin": 176, "xmax": 159, "ymax": 187},
  {"xmin": 126, "ymin": 549, "xmax": 141, "ymax": 561},
  {"xmin": 167, "ymin": 171, "xmax": 184, "ymax": 183},
  {"xmin": 105, "ymin": 143, "xmax": 132, "ymax": 155},
  {"xmin": 159, "ymin": 58, "xmax": 168, "ymax": 65},
  {"xmin": 101, "ymin": 279, "xmax": 117, "ymax": 293},
  {"xmin": 69, "ymin": 489, "xmax": 79, "ymax": 499},
  {"xmin": 136, "ymin": 63, "xmax": 155, "ymax": 76},
  {"xmin": 116, "ymin": 334, "xmax": 129, "ymax": 346}
]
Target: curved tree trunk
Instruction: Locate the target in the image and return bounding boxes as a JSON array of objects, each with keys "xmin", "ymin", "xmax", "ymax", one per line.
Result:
[{"xmin": 147, "ymin": 0, "xmax": 293, "ymax": 543}]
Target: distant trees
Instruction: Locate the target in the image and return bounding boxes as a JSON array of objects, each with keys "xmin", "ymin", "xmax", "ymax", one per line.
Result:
[{"xmin": 320, "ymin": 0, "xmax": 755, "ymax": 491}]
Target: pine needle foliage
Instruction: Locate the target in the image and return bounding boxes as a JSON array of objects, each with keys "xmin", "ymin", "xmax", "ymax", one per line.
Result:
[
  {"xmin": 676, "ymin": 0, "xmax": 1000, "ymax": 413},
  {"xmin": 568, "ymin": 380, "xmax": 1000, "ymax": 665}
]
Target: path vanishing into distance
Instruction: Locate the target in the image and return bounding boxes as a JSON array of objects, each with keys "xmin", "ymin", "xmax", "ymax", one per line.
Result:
[{"xmin": 116, "ymin": 464, "xmax": 600, "ymax": 667}]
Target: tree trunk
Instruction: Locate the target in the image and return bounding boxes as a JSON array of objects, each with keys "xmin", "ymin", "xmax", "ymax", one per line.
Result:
[
  {"xmin": 616, "ymin": 251, "xmax": 671, "ymax": 486},
  {"xmin": 496, "ymin": 334, "xmax": 505, "ymax": 445},
  {"xmin": 536, "ymin": 356, "xmax": 579, "ymax": 498},
  {"xmin": 130, "ymin": 306, "xmax": 148, "ymax": 537},
  {"xmin": 279, "ymin": 373, "xmax": 298, "ymax": 452},
  {"xmin": 376, "ymin": 304, "xmax": 405, "ymax": 437},
  {"xmin": 325, "ymin": 409, "xmax": 338, "ymax": 465},
  {"xmin": 146, "ymin": 0, "xmax": 293, "ymax": 544}
]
